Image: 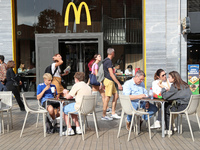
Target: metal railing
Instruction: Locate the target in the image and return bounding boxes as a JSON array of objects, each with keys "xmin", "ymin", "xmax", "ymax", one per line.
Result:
[{"xmin": 103, "ymin": 15, "xmax": 142, "ymax": 44}]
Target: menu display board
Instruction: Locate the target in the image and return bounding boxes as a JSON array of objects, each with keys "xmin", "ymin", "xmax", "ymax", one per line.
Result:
[{"xmin": 188, "ymin": 64, "xmax": 199, "ymax": 95}]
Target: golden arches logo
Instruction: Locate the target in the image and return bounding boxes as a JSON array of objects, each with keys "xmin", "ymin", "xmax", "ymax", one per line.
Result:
[{"xmin": 64, "ymin": 2, "xmax": 91, "ymax": 26}]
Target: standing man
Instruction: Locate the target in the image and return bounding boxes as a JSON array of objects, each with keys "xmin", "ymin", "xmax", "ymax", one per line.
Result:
[
  {"xmin": 0, "ymin": 55, "xmax": 7, "ymax": 91},
  {"xmin": 123, "ymin": 70, "xmax": 158, "ymax": 131},
  {"xmin": 101, "ymin": 48, "xmax": 123, "ymax": 121}
]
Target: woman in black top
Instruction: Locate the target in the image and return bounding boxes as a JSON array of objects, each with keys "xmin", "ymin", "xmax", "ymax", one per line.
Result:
[
  {"xmin": 6, "ymin": 60, "xmax": 25, "ymax": 111},
  {"xmin": 158, "ymin": 71, "xmax": 192, "ymax": 133}
]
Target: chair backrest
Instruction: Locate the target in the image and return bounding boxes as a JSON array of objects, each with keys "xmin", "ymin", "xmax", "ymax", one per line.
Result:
[
  {"xmin": 79, "ymin": 95, "xmax": 96, "ymax": 115},
  {"xmin": 119, "ymin": 95, "xmax": 136, "ymax": 115},
  {"xmin": 186, "ymin": 94, "xmax": 200, "ymax": 115},
  {"xmin": 0, "ymin": 91, "xmax": 12, "ymax": 108},
  {"xmin": 21, "ymin": 93, "xmax": 31, "ymax": 112}
]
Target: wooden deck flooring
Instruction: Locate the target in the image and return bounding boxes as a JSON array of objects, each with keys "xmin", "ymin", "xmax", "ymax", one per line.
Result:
[{"xmin": 0, "ymin": 98, "xmax": 200, "ymax": 150}]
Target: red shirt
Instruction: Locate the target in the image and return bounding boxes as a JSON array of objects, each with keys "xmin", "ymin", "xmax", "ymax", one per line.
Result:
[{"xmin": 88, "ymin": 59, "xmax": 95, "ymax": 72}]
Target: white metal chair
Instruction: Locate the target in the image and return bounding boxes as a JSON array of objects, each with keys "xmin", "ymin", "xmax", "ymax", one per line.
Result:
[
  {"xmin": 0, "ymin": 91, "xmax": 13, "ymax": 133},
  {"xmin": 169, "ymin": 94, "xmax": 200, "ymax": 141},
  {"xmin": 66, "ymin": 95, "xmax": 99, "ymax": 140},
  {"xmin": 20, "ymin": 93, "xmax": 48, "ymax": 137},
  {"xmin": 117, "ymin": 95, "xmax": 151, "ymax": 141}
]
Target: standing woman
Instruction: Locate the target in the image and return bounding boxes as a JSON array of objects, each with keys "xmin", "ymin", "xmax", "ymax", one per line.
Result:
[
  {"xmin": 6, "ymin": 60, "xmax": 25, "ymax": 111},
  {"xmin": 51, "ymin": 54, "xmax": 68, "ymax": 98},
  {"xmin": 91, "ymin": 54, "xmax": 105, "ymax": 105},
  {"xmin": 159, "ymin": 71, "xmax": 192, "ymax": 134}
]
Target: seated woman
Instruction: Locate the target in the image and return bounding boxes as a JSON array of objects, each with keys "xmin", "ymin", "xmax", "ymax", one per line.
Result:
[
  {"xmin": 18, "ymin": 63, "xmax": 29, "ymax": 74},
  {"xmin": 62, "ymin": 72, "xmax": 92, "ymax": 136},
  {"xmin": 151, "ymin": 69, "xmax": 171, "ymax": 129},
  {"xmin": 124, "ymin": 65, "xmax": 135, "ymax": 76},
  {"xmin": 18, "ymin": 63, "xmax": 29, "ymax": 91},
  {"xmin": 158, "ymin": 71, "xmax": 192, "ymax": 135},
  {"xmin": 37, "ymin": 73, "xmax": 60, "ymax": 134}
]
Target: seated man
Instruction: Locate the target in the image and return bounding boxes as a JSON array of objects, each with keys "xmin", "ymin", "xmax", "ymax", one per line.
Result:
[
  {"xmin": 37, "ymin": 73, "xmax": 60, "ymax": 133},
  {"xmin": 123, "ymin": 70, "xmax": 158, "ymax": 131},
  {"xmin": 62, "ymin": 72, "xmax": 92, "ymax": 136}
]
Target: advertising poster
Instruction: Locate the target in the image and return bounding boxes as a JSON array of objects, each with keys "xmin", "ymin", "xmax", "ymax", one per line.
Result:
[{"xmin": 188, "ymin": 64, "xmax": 199, "ymax": 95}]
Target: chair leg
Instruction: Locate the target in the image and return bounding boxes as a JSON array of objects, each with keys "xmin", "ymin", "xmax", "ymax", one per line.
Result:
[
  {"xmin": 169, "ymin": 113, "xmax": 172, "ymax": 137},
  {"xmin": 7, "ymin": 110, "xmax": 9, "ymax": 132},
  {"xmin": 93, "ymin": 111, "xmax": 99, "ymax": 138},
  {"xmin": 94, "ymin": 111, "xmax": 99, "ymax": 130},
  {"xmin": 43, "ymin": 113, "xmax": 46, "ymax": 137},
  {"xmin": 86, "ymin": 116, "xmax": 89, "ymax": 128},
  {"xmin": 10, "ymin": 110, "xmax": 13, "ymax": 129},
  {"xmin": 186, "ymin": 113, "xmax": 194, "ymax": 142},
  {"xmin": 195, "ymin": 113, "xmax": 200, "ymax": 131},
  {"xmin": 83, "ymin": 115, "xmax": 86, "ymax": 134},
  {"xmin": 1, "ymin": 112, "xmax": 4, "ymax": 134},
  {"xmin": 36, "ymin": 113, "xmax": 39, "ymax": 127},
  {"xmin": 180, "ymin": 115, "xmax": 182, "ymax": 134},
  {"xmin": 20, "ymin": 112, "xmax": 29, "ymax": 138},
  {"xmin": 147, "ymin": 115, "xmax": 151, "ymax": 139},
  {"xmin": 78, "ymin": 113, "xmax": 84, "ymax": 141},
  {"xmin": 128, "ymin": 114, "xmax": 134, "ymax": 142},
  {"xmin": 117, "ymin": 110, "xmax": 124, "ymax": 138}
]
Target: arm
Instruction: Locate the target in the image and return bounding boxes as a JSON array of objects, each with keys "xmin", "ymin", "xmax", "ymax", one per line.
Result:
[
  {"xmin": 37, "ymin": 85, "xmax": 50, "ymax": 100},
  {"xmin": 161, "ymin": 85, "xmax": 178, "ymax": 100},
  {"xmin": 53, "ymin": 56, "xmax": 63, "ymax": 68},
  {"xmin": 108, "ymin": 68, "xmax": 122, "ymax": 90}
]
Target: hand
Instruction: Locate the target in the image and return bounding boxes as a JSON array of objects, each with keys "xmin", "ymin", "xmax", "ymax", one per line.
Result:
[
  {"xmin": 44, "ymin": 85, "xmax": 50, "ymax": 91},
  {"xmin": 118, "ymin": 83, "xmax": 123, "ymax": 90},
  {"xmin": 145, "ymin": 102, "xmax": 150, "ymax": 109},
  {"xmin": 19, "ymin": 81, "xmax": 22, "ymax": 85},
  {"xmin": 157, "ymin": 82, "xmax": 164, "ymax": 88},
  {"xmin": 138, "ymin": 94, "xmax": 147, "ymax": 99}
]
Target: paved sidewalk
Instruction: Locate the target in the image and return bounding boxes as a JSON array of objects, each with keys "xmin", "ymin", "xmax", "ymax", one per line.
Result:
[{"xmin": 0, "ymin": 98, "xmax": 200, "ymax": 150}]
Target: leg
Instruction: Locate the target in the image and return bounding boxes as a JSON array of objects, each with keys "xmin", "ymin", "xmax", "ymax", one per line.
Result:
[
  {"xmin": 102, "ymin": 96, "xmax": 110, "ymax": 117},
  {"xmin": 142, "ymin": 103, "xmax": 158, "ymax": 121},
  {"xmin": 47, "ymin": 105, "xmax": 55, "ymax": 120},
  {"xmin": 111, "ymin": 92, "xmax": 119, "ymax": 115}
]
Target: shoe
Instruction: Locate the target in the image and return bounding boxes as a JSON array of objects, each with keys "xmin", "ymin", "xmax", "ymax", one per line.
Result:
[
  {"xmin": 101, "ymin": 116, "xmax": 113, "ymax": 121},
  {"xmin": 150, "ymin": 120, "xmax": 161, "ymax": 129},
  {"xmin": 20, "ymin": 108, "xmax": 25, "ymax": 111},
  {"xmin": 164, "ymin": 130, "xmax": 172, "ymax": 135},
  {"xmin": 173, "ymin": 127, "xmax": 177, "ymax": 132},
  {"xmin": 111, "ymin": 113, "xmax": 121, "ymax": 119},
  {"xmin": 62, "ymin": 128, "xmax": 75, "ymax": 136},
  {"xmin": 125, "ymin": 118, "xmax": 131, "ymax": 131},
  {"xmin": 106, "ymin": 108, "xmax": 112, "ymax": 114},
  {"xmin": 76, "ymin": 127, "xmax": 82, "ymax": 135}
]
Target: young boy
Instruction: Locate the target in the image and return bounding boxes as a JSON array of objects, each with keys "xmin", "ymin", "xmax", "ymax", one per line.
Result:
[{"xmin": 37, "ymin": 73, "xmax": 60, "ymax": 133}]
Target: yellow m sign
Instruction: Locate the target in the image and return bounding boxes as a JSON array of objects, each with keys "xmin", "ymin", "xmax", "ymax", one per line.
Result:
[{"xmin": 64, "ymin": 2, "xmax": 91, "ymax": 26}]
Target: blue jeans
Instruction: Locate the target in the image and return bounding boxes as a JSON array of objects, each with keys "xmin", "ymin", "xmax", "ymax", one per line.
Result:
[
  {"xmin": 0, "ymin": 82, "xmax": 6, "ymax": 91},
  {"xmin": 63, "ymin": 102, "xmax": 78, "ymax": 115},
  {"xmin": 127, "ymin": 101, "xmax": 158, "ymax": 122}
]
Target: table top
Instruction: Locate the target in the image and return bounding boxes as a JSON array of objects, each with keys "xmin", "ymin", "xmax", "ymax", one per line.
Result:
[
  {"xmin": 141, "ymin": 98, "xmax": 167, "ymax": 102},
  {"xmin": 47, "ymin": 97, "xmax": 75, "ymax": 102}
]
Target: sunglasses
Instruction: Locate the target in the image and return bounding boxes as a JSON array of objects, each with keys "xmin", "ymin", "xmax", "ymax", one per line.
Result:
[{"xmin": 162, "ymin": 73, "xmax": 166, "ymax": 77}]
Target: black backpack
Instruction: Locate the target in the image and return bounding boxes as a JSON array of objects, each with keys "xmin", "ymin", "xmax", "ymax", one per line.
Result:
[{"xmin": 44, "ymin": 64, "xmax": 58, "ymax": 77}]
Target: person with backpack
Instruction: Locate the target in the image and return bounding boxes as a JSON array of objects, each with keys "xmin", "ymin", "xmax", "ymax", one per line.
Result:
[
  {"xmin": 50, "ymin": 53, "xmax": 68, "ymax": 98},
  {"xmin": 101, "ymin": 48, "xmax": 123, "ymax": 121}
]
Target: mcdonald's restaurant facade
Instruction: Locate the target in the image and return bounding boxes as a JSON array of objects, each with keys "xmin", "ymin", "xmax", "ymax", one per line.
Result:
[{"xmin": 1, "ymin": 0, "xmax": 200, "ymax": 92}]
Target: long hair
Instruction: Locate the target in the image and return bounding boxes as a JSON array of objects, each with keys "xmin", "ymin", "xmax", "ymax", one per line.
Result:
[
  {"xmin": 19, "ymin": 63, "xmax": 25, "ymax": 71},
  {"xmin": 6, "ymin": 60, "xmax": 15, "ymax": 70},
  {"xmin": 154, "ymin": 69, "xmax": 164, "ymax": 80},
  {"xmin": 169, "ymin": 71, "xmax": 189, "ymax": 90},
  {"xmin": 92, "ymin": 54, "xmax": 100, "ymax": 65}
]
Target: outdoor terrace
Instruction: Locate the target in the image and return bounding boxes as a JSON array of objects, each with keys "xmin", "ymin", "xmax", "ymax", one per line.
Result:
[{"xmin": 0, "ymin": 97, "xmax": 200, "ymax": 150}]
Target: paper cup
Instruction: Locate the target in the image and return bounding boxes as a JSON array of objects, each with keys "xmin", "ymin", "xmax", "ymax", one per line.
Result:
[{"xmin": 51, "ymin": 87, "xmax": 55, "ymax": 93}]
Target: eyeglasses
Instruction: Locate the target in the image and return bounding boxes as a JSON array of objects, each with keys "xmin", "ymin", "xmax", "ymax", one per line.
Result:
[{"xmin": 162, "ymin": 73, "xmax": 166, "ymax": 77}]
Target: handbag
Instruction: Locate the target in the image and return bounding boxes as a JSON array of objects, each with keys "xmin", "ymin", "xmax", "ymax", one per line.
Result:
[{"xmin": 89, "ymin": 74, "xmax": 100, "ymax": 86}]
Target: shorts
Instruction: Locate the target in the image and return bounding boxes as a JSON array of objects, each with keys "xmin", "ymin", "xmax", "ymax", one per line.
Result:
[
  {"xmin": 63, "ymin": 102, "xmax": 78, "ymax": 115},
  {"xmin": 52, "ymin": 77, "xmax": 64, "ymax": 94},
  {"xmin": 42, "ymin": 101, "xmax": 60, "ymax": 108},
  {"xmin": 103, "ymin": 78, "xmax": 117, "ymax": 97}
]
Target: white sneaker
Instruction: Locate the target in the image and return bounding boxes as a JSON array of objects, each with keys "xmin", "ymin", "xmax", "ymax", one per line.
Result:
[
  {"xmin": 62, "ymin": 128, "xmax": 75, "ymax": 136},
  {"xmin": 106, "ymin": 108, "xmax": 112, "ymax": 114},
  {"xmin": 150, "ymin": 120, "xmax": 161, "ymax": 129},
  {"xmin": 164, "ymin": 130, "xmax": 172, "ymax": 135},
  {"xmin": 76, "ymin": 127, "xmax": 82, "ymax": 135},
  {"xmin": 101, "ymin": 116, "xmax": 113, "ymax": 121},
  {"xmin": 111, "ymin": 114, "xmax": 121, "ymax": 119}
]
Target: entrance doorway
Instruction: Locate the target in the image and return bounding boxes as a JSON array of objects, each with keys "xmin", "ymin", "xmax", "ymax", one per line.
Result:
[
  {"xmin": 35, "ymin": 33, "xmax": 103, "ymax": 87},
  {"xmin": 59, "ymin": 39, "xmax": 98, "ymax": 88}
]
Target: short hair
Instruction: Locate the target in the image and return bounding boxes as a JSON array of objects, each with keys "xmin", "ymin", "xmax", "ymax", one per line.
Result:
[
  {"xmin": 107, "ymin": 48, "xmax": 114, "ymax": 55},
  {"xmin": 43, "ymin": 73, "xmax": 52, "ymax": 80},
  {"xmin": 6, "ymin": 60, "xmax": 15, "ymax": 69},
  {"xmin": 127, "ymin": 65, "xmax": 132, "ymax": 70},
  {"xmin": 74, "ymin": 72, "xmax": 85, "ymax": 81},
  {"xmin": 135, "ymin": 70, "xmax": 145, "ymax": 77},
  {"xmin": 0, "ymin": 55, "xmax": 5, "ymax": 62}
]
